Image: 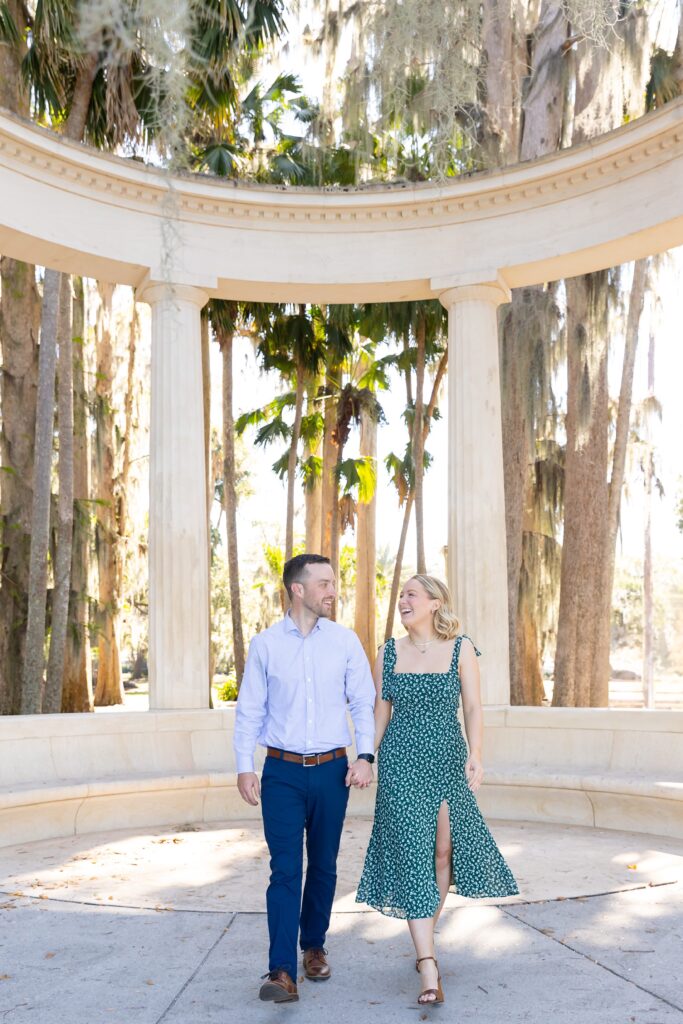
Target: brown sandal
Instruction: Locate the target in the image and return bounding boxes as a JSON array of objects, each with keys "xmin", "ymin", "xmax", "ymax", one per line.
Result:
[{"xmin": 415, "ymin": 956, "xmax": 445, "ymax": 1005}]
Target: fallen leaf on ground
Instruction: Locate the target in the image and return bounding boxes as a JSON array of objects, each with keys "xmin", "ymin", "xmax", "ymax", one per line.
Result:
[{"xmin": 44, "ymin": 952, "xmax": 56, "ymax": 959}]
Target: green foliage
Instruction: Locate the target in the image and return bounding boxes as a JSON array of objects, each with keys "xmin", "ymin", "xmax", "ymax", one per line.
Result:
[
  {"xmin": 0, "ymin": 2, "xmax": 20, "ymax": 44},
  {"xmin": 235, "ymin": 391, "xmax": 296, "ymax": 435},
  {"xmin": 300, "ymin": 453, "xmax": 322, "ymax": 491},
  {"xmin": 646, "ymin": 48, "xmax": 681, "ymax": 111},
  {"xmin": 215, "ymin": 674, "xmax": 238, "ymax": 702},
  {"xmin": 336, "ymin": 456, "xmax": 377, "ymax": 504},
  {"xmin": 254, "ymin": 415, "xmax": 291, "ymax": 448}
]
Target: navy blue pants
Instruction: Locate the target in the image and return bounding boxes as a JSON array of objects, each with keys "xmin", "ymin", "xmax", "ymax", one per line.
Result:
[{"xmin": 261, "ymin": 752, "xmax": 350, "ymax": 978}]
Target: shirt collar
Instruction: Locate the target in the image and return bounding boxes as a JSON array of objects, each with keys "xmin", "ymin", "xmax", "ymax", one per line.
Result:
[{"xmin": 284, "ymin": 611, "xmax": 324, "ymax": 637}]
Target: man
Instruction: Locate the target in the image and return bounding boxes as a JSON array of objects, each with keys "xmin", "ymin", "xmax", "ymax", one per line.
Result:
[{"xmin": 235, "ymin": 553, "xmax": 375, "ymax": 1003}]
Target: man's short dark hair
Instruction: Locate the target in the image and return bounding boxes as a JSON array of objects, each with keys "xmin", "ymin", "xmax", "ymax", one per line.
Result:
[{"xmin": 283, "ymin": 553, "xmax": 331, "ymax": 599}]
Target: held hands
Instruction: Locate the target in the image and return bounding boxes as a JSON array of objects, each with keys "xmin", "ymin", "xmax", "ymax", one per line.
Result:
[
  {"xmin": 345, "ymin": 758, "xmax": 374, "ymax": 789},
  {"xmin": 237, "ymin": 771, "xmax": 261, "ymax": 806},
  {"xmin": 465, "ymin": 755, "xmax": 484, "ymax": 793}
]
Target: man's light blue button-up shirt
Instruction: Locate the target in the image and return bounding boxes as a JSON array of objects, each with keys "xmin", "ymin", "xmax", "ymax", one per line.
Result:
[{"xmin": 234, "ymin": 613, "xmax": 376, "ymax": 774}]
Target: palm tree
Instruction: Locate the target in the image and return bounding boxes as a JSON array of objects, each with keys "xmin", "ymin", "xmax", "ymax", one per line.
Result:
[
  {"xmin": 359, "ymin": 299, "xmax": 446, "ymax": 635},
  {"xmin": 20, "ymin": 267, "xmax": 61, "ymax": 713},
  {"xmin": 0, "ymin": 0, "xmax": 41, "ymax": 716},
  {"xmin": 44, "ymin": 275, "xmax": 75, "ymax": 713},
  {"xmin": 207, "ymin": 299, "xmax": 247, "ymax": 684},
  {"xmin": 382, "ymin": 347, "xmax": 448, "ymax": 639},
  {"xmin": 61, "ymin": 277, "xmax": 94, "ymax": 712}
]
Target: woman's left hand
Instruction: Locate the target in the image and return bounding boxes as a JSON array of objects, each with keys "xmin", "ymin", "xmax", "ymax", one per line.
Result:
[{"xmin": 465, "ymin": 755, "xmax": 484, "ymax": 793}]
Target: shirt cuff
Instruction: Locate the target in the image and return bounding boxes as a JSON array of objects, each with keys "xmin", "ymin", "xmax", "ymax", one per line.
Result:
[
  {"xmin": 355, "ymin": 735, "xmax": 374, "ymax": 757},
  {"xmin": 236, "ymin": 753, "xmax": 255, "ymax": 774}
]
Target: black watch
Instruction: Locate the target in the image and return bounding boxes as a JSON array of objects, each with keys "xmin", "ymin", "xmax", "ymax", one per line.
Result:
[{"xmin": 357, "ymin": 753, "xmax": 375, "ymax": 764}]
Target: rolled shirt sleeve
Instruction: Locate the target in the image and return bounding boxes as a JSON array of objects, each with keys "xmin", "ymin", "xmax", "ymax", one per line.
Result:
[
  {"xmin": 344, "ymin": 632, "xmax": 376, "ymax": 756},
  {"xmin": 234, "ymin": 637, "xmax": 268, "ymax": 773}
]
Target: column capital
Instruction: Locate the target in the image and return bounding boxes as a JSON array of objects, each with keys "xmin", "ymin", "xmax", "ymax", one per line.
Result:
[
  {"xmin": 438, "ymin": 280, "xmax": 511, "ymax": 310},
  {"xmin": 137, "ymin": 270, "xmax": 215, "ymax": 309}
]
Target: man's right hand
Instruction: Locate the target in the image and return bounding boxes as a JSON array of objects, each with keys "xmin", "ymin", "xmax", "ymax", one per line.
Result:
[{"xmin": 237, "ymin": 771, "xmax": 261, "ymax": 806}]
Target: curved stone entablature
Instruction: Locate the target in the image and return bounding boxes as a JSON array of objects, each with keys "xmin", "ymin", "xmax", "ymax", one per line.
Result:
[{"xmin": 1, "ymin": 99, "xmax": 683, "ymax": 302}]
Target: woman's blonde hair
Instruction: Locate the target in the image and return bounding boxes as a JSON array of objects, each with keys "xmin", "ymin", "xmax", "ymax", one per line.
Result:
[{"xmin": 407, "ymin": 574, "xmax": 460, "ymax": 639}]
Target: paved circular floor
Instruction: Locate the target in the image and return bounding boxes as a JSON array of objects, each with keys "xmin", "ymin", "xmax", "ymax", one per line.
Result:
[{"xmin": 0, "ymin": 819, "xmax": 682, "ymax": 1023}]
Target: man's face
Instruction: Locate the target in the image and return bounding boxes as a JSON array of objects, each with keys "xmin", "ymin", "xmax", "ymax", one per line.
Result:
[{"xmin": 293, "ymin": 562, "xmax": 337, "ymax": 618}]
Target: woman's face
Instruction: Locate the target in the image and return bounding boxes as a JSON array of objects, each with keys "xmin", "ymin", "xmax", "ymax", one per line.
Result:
[{"xmin": 398, "ymin": 578, "xmax": 439, "ymax": 628}]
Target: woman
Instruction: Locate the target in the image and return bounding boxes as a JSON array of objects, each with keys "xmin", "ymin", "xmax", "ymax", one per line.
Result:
[{"xmin": 356, "ymin": 574, "xmax": 518, "ymax": 1005}]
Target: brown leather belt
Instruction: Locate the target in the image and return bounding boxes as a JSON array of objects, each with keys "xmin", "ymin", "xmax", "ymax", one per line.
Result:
[{"xmin": 267, "ymin": 746, "xmax": 347, "ymax": 767}]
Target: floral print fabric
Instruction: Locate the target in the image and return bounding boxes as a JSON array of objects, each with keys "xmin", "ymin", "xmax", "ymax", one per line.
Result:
[{"xmin": 356, "ymin": 635, "xmax": 519, "ymax": 918}]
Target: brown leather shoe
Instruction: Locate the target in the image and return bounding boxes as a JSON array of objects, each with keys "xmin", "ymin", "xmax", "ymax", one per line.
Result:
[
  {"xmin": 259, "ymin": 969, "xmax": 299, "ymax": 1002},
  {"xmin": 303, "ymin": 947, "xmax": 331, "ymax": 981}
]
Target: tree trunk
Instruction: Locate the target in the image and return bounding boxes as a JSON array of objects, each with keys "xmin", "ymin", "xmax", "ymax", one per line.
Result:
[
  {"xmin": 220, "ymin": 330, "xmax": 246, "ymax": 685},
  {"xmin": 93, "ymin": 284, "xmax": 123, "ymax": 707},
  {"xmin": 553, "ymin": 272, "xmax": 610, "ymax": 707},
  {"xmin": 518, "ymin": 580, "xmax": 545, "ymax": 705},
  {"xmin": 285, "ymin": 356, "xmax": 305, "ymax": 562},
  {"xmin": 481, "ymin": 0, "xmax": 526, "ymax": 166},
  {"xmin": 497, "ymin": 0, "xmax": 571, "ymax": 707},
  {"xmin": 519, "ymin": 1, "xmax": 569, "ymax": 161},
  {"xmin": 413, "ymin": 312, "xmax": 426, "ymax": 574},
  {"xmin": 0, "ymin": 256, "xmax": 40, "ymax": 715},
  {"xmin": 320, "ymin": 371, "xmax": 339, "ymax": 564},
  {"xmin": 354, "ymin": 408, "xmax": 377, "ymax": 662},
  {"xmin": 384, "ymin": 350, "xmax": 447, "ymax": 641},
  {"xmin": 63, "ymin": 55, "xmax": 99, "ymax": 143},
  {"xmin": 593, "ymin": 258, "xmax": 648, "ymax": 705},
  {"xmin": 62, "ymin": 278, "xmax": 93, "ymax": 712},
  {"xmin": 385, "ymin": 495, "xmax": 414, "ymax": 642},
  {"xmin": 553, "ymin": 8, "xmax": 650, "ymax": 707},
  {"xmin": 0, "ymin": 0, "xmax": 29, "ymax": 113},
  {"xmin": 21, "ymin": 268, "xmax": 62, "ymax": 713},
  {"xmin": 500, "ymin": 296, "xmax": 531, "ymax": 705},
  {"xmin": 44, "ymin": 275, "xmax": 74, "ymax": 713},
  {"xmin": 0, "ymin": 1, "xmax": 39, "ymax": 715},
  {"xmin": 304, "ymin": 383, "xmax": 323, "ymax": 552},
  {"xmin": 642, "ymin": 332, "xmax": 655, "ymax": 709},
  {"xmin": 19, "ymin": 43, "xmax": 100, "ymax": 713}
]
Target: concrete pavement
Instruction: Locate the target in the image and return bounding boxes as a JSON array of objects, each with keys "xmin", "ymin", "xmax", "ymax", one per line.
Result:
[{"xmin": 1, "ymin": 819, "xmax": 682, "ymax": 1023}]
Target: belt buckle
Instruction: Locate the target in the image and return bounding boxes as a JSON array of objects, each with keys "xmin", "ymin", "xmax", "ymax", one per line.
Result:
[{"xmin": 302, "ymin": 754, "xmax": 319, "ymax": 768}]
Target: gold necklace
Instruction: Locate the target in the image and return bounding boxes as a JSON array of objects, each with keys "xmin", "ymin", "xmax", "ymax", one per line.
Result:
[{"xmin": 409, "ymin": 635, "xmax": 439, "ymax": 654}]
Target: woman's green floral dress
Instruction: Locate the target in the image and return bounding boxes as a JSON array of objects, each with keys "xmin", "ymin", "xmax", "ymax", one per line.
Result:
[{"xmin": 356, "ymin": 635, "xmax": 518, "ymax": 919}]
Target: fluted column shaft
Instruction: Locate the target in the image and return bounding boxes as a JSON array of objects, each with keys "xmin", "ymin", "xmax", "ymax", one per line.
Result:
[
  {"xmin": 440, "ymin": 284, "xmax": 510, "ymax": 706},
  {"xmin": 142, "ymin": 283, "xmax": 210, "ymax": 709}
]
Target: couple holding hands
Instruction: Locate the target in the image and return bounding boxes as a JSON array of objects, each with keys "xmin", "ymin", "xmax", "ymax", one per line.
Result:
[{"xmin": 234, "ymin": 553, "xmax": 518, "ymax": 1007}]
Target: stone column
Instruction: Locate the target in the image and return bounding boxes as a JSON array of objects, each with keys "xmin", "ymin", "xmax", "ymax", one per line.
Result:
[
  {"xmin": 439, "ymin": 283, "xmax": 511, "ymax": 706},
  {"xmin": 140, "ymin": 282, "xmax": 210, "ymax": 709}
]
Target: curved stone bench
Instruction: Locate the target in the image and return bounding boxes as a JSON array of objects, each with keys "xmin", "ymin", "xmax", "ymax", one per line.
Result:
[
  {"xmin": 0, "ymin": 771, "xmax": 260, "ymax": 847},
  {"xmin": 2, "ymin": 765, "xmax": 682, "ymax": 848},
  {"xmin": 1, "ymin": 706, "xmax": 682, "ymax": 847},
  {"xmin": 479, "ymin": 767, "xmax": 683, "ymax": 839}
]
